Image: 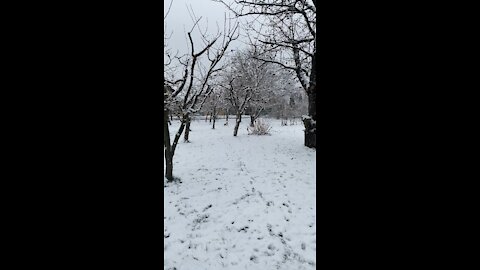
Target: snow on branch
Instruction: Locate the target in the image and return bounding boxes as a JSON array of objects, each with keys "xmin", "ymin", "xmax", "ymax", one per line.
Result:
[{"xmin": 213, "ymin": 0, "xmax": 315, "ymax": 95}]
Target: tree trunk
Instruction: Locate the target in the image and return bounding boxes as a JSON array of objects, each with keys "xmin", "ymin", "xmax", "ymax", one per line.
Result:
[
  {"xmin": 249, "ymin": 107, "xmax": 263, "ymax": 127},
  {"xmin": 233, "ymin": 114, "xmax": 241, "ymax": 136},
  {"xmin": 164, "ymin": 109, "xmax": 174, "ymax": 181},
  {"xmin": 184, "ymin": 115, "xmax": 191, "ymax": 142},
  {"xmin": 165, "ymin": 151, "xmax": 173, "ymax": 181},
  {"xmin": 205, "ymin": 113, "xmax": 208, "ymax": 122},
  {"xmin": 166, "ymin": 119, "xmax": 187, "ymax": 182},
  {"xmin": 225, "ymin": 108, "xmax": 229, "ymax": 125},
  {"xmin": 212, "ymin": 107, "xmax": 216, "ymax": 129},
  {"xmin": 304, "ymin": 51, "xmax": 317, "ymax": 148}
]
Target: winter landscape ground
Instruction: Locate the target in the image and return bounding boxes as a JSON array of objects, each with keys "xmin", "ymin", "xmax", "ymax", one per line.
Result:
[{"xmin": 164, "ymin": 117, "xmax": 316, "ymax": 270}]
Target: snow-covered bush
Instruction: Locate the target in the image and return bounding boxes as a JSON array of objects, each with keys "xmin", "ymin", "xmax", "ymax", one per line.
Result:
[{"xmin": 247, "ymin": 119, "xmax": 271, "ymax": 135}]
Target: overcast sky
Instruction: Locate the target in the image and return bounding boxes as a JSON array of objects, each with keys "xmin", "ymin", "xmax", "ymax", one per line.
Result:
[
  {"xmin": 164, "ymin": 0, "xmax": 305, "ymax": 92},
  {"xmin": 164, "ymin": 0, "xmax": 248, "ymax": 55}
]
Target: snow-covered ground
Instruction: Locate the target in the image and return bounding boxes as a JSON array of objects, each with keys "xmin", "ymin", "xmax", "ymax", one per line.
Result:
[{"xmin": 164, "ymin": 117, "xmax": 316, "ymax": 270}]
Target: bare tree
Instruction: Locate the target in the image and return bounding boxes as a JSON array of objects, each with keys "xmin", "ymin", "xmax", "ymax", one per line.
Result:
[
  {"xmin": 250, "ymin": 63, "xmax": 296, "ymax": 126},
  {"xmin": 245, "ymin": 62, "xmax": 275, "ymax": 127},
  {"xmin": 203, "ymin": 87, "xmax": 223, "ymax": 129},
  {"xmin": 213, "ymin": 0, "xmax": 317, "ymax": 148},
  {"xmin": 164, "ymin": 12, "xmax": 239, "ymax": 181},
  {"xmin": 220, "ymin": 47, "xmax": 297, "ymax": 136},
  {"xmin": 211, "ymin": 90, "xmax": 225, "ymax": 129},
  {"xmin": 220, "ymin": 49, "xmax": 263, "ymax": 136},
  {"xmin": 222, "ymin": 76, "xmax": 253, "ymax": 136}
]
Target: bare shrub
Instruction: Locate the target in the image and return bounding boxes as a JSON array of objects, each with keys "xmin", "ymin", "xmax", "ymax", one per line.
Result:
[{"xmin": 247, "ymin": 119, "xmax": 271, "ymax": 135}]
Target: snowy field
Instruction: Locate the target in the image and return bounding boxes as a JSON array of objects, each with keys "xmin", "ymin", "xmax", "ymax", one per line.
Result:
[{"xmin": 164, "ymin": 117, "xmax": 316, "ymax": 270}]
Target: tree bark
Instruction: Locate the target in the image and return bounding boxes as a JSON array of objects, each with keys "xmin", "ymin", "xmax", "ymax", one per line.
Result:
[
  {"xmin": 184, "ymin": 115, "xmax": 191, "ymax": 142},
  {"xmin": 165, "ymin": 151, "xmax": 173, "ymax": 181},
  {"xmin": 212, "ymin": 107, "xmax": 216, "ymax": 129},
  {"xmin": 304, "ymin": 51, "xmax": 317, "ymax": 148},
  {"xmin": 166, "ymin": 119, "xmax": 187, "ymax": 181},
  {"xmin": 249, "ymin": 107, "xmax": 263, "ymax": 127},
  {"xmin": 225, "ymin": 108, "xmax": 229, "ymax": 125},
  {"xmin": 233, "ymin": 114, "xmax": 241, "ymax": 136},
  {"xmin": 164, "ymin": 109, "xmax": 174, "ymax": 181}
]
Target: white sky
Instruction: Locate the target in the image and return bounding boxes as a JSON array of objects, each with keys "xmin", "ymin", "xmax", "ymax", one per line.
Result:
[
  {"xmin": 164, "ymin": 0, "xmax": 307, "ymax": 96},
  {"xmin": 164, "ymin": 0, "xmax": 248, "ymax": 55}
]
